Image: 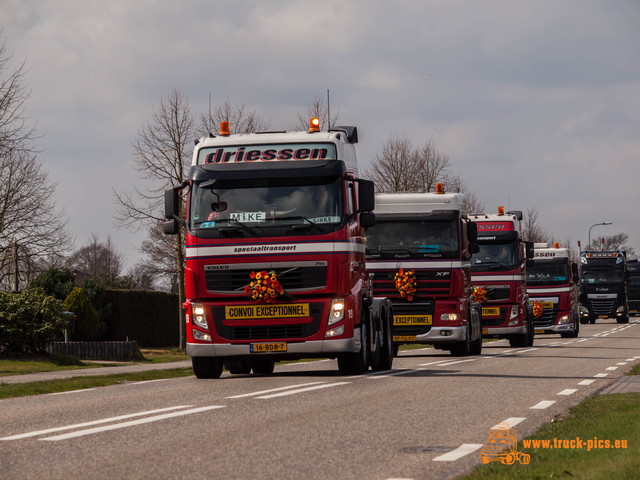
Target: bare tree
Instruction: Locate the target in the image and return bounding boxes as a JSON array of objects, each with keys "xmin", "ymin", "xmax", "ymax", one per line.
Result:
[
  {"xmin": 199, "ymin": 98, "xmax": 268, "ymax": 136},
  {"xmin": 0, "ymin": 32, "xmax": 72, "ymax": 291},
  {"xmin": 522, "ymin": 207, "xmax": 549, "ymax": 244},
  {"xmin": 366, "ymin": 135, "xmax": 425, "ymax": 192},
  {"xmin": 67, "ymin": 233, "xmax": 124, "ymax": 286},
  {"xmin": 414, "ymin": 139, "xmax": 451, "ymax": 192},
  {"xmin": 132, "ymin": 220, "xmax": 181, "ymax": 292},
  {"xmin": 296, "ymin": 93, "xmax": 340, "ymax": 131},
  {"xmin": 114, "ymin": 88, "xmax": 194, "ymax": 349}
]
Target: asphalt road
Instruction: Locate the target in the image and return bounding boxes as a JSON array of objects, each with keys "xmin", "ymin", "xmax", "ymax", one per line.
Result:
[{"xmin": 1, "ymin": 319, "xmax": 639, "ymax": 480}]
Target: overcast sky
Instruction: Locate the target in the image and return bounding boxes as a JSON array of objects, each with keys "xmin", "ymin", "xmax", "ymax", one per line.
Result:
[{"xmin": 2, "ymin": 0, "xmax": 639, "ymax": 271}]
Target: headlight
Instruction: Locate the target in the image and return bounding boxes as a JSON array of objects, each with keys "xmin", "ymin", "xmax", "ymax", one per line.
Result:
[
  {"xmin": 325, "ymin": 325, "xmax": 345, "ymax": 337},
  {"xmin": 440, "ymin": 313, "xmax": 460, "ymax": 321},
  {"xmin": 328, "ymin": 298, "xmax": 345, "ymax": 326},
  {"xmin": 580, "ymin": 306, "xmax": 589, "ymax": 314},
  {"xmin": 510, "ymin": 304, "xmax": 519, "ymax": 320},
  {"xmin": 192, "ymin": 303, "xmax": 208, "ymax": 329},
  {"xmin": 558, "ymin": 314, "xmax": 571, "ymax": 324},
  {"xmin": 616, "ymin": 306, "xmax": 626, "ymax": 314}
]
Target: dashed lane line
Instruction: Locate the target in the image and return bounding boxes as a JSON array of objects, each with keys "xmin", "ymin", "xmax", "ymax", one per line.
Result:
[
  {"xmin": 578, "ymin": 379, "xmax": 596, "ymax": 386},
  {"xmin": 432, "ymin": 443, "xmax": 484, "ymax": 462},
  {"xmin": 557, "ymin": 389, "xmax": 578, "ymax": 396},
  {"xmin": 256, "ymin": 382, "xmax": 351, "ymax": 399},
  {"xmin": 531, "ymin": 400, "xmax": 556, "ymax": 409},
  {"xmin": 491, "ymin": 417, "xmax": 526, "ymax": 429},
  {"xmin": 226, "ymin": 382, "xmax": 326, "ymax": 399}
]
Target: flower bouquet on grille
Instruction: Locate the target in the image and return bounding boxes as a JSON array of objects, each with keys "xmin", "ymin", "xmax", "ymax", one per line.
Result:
[
  {"xmin": 244, "ymin": 271, "xmax": 289, "ymax": 303},
  {"xmin": 532, "ymin": 300, "xmax": 544, "ymax": 318},
  {"xmin": 472, "ymin": 286, "xmax": 494, "ymax": 304},
  {"xmin": 394, "ymin": 268, "xmax": 417, "ymax": 301}
]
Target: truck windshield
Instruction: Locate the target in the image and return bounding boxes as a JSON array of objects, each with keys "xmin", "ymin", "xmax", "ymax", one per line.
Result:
[
  {"xmin": 189, "ymin": 175, "xmax": 344, "ymax": 237},
  {"xmin": 471, "ymin": 241, "xmax": 519, "ymax": 271},
  {"xmin": 526, "ymin": 262, "xmax": 569, "ymax": 286},
  {"xmin": 365, "ymin": 219, "xmax": 460, "ymax": 259},
  {"xmin": 581, "ymin": 270, "xmax": 624, "ymax": 284}
]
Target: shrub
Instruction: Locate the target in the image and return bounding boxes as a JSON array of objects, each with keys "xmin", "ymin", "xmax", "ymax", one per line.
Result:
[
  {"xmin": 29, "ymin": 267, "xmax": 75, "ymax": 301},
  {"xmin": 63, "ymin": 287, "xmax": 100, "ymax": 341},
  {"xmin": 0, "ymin": 288, "xmax": 67, "ymax": 355}
]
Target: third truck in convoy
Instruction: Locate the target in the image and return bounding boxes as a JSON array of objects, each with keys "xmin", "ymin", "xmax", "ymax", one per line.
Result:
[
  {"xmin": 526, "ymin": 243, "xmax": 580, "ymax": 337},
  {"xmin": 469, "ymin": 208, "xmax": 535, "ymax": 347},
  {"xmin": 364, "ymin": 186, "xmax": 483, "ymax": 356}
]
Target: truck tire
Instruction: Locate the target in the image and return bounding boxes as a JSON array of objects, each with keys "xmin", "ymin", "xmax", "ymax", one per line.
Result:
[
  {"xmin": 616, "ymin": 315, "xmax": 629, "ymax": 324},
  {"xmin": 469, "ymin": 308, "xmax": 483, "ymax": 355},
  {"xmin": 252, "ymin": 360, "xmax": 275, "ymax": 375},
  {"xmin": 192, "ymin": 357, "xmax": 223, "ymax": 379},
  {"xmin": 338, "ymin": 319, "xmax": 370, "ymax": 375},
  {"xmin": 371, "ymin": 305, "xmax": 393, "ymax": 371}
]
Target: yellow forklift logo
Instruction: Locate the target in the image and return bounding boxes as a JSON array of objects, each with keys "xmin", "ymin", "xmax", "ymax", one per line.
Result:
[{"xmin": 479, "ymin": 422, "xmax": 531, "ymax": 465}]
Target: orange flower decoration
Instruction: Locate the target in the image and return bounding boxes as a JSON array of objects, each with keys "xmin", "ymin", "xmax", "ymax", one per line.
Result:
[
  {"xmin": 247, "ymin": 271, "xmax": 285, "ymax": 303},
  {"xmin": 532, "ymin": 301, "xmax": 544, "ymax": 318},
  {"xmin": 394, "ymin": 268, "xmax": 417, "ymax": 301},
  {"xmin": 473, "ymin": 286, "xmax": 488, "ymax": 304}
]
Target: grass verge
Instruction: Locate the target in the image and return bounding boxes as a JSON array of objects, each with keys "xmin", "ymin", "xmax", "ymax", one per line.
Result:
[{"xmin": 0, "ymin": 368, "xmax": 194, "ymax": 399}]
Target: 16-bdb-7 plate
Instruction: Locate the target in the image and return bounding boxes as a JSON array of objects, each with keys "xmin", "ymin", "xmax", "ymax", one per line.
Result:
[{"xmin": 250, "ymin": 342, "xmax": 287, "ymax": 353}]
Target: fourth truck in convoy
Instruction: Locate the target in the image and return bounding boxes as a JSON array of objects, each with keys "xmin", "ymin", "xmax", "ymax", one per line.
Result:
[{"xmin": 579, "ymin": 250, "xmax": 629, "ymax": 324}]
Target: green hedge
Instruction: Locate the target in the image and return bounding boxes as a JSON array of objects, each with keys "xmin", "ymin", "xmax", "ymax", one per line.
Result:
[{"xmin": 102, "ymin": 290, "xmax": 180, "ymax": 347}]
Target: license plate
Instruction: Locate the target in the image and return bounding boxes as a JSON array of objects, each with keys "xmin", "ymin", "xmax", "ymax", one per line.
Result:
[
  {"xmin": 482, "ymin": 328, "xmax": 489, "ymax": 334},
  {"xmin": 535, "ymin": 329, "xmax": 545, "ymax": 334},
  {"xmin": 250, "ymin": 342, "xmax": 287, "ymax": 353},
  {"xmin": 393, "ymin": 335, "xmax": 416, "ymax": 342},
  {"xmin": 598, "ymin": 315, "xmax": 608, "ymax": 319},
  {"xmin": 482, "ymin": 307, "xmax": 500, "ymax": 317},
  {"xmin": 393, "ymin": 315, "xmax": 432, "ymax": 326},
  {"xmin": 630, "ymin": 310, "xmax": 638, "ymax": 313}
]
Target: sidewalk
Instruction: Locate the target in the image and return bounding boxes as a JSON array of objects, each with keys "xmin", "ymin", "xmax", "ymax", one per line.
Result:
[
  {"xmin": 599, "ymin": 375, "xmax": 640, "ymax": 394},
  {"xmin": 0, "ymin": 360, "xmax": 193, "ymax": 385}
]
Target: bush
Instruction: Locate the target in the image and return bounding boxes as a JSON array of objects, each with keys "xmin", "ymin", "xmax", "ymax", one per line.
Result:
[
  {"xmin": 29, "ymin": 267, "xmax": 75, "ymax": 301},
  {"xmin": 63, "ymin": 287, "xmax": 100, "ymax": 341},
  {"xmin": 0, "ymin": 288, "xmax": 67, "ymax": 355}
]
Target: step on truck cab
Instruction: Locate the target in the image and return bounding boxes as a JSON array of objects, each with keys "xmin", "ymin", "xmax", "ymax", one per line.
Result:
[
  {"xmin": 469, "ymin": 207, "xmax": 535, "ymax": 347},
  {"xmin": 164, "ymin": 118, "xmax": 394, "ymax": 378},
  {"xmin": 628, "ymin": 259, "xmax": 640, "ymax": 317},
  {"xmin": 364, "ymin": 186, "xmax": 483, "ymax": 356},
  {"xmin": 579, "ymin": 250, "xmax": 629, "ymax": 324},
  {"xmin": 526, "ymin": 243, "xmax": 580, "ymax": 338}
]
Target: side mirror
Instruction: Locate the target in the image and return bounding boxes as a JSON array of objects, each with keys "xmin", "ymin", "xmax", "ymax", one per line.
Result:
[
  {"xmin": 165, "ymin": 188, "xmax": 179, "ymax": 220},
  {"xmin": 526, "ymin": 259, "xmax": 535, "ymax": 268},
  {"xmin": 359, "ymin": 212, "xmax": 376, "ymax": 229},
  {"xmin": 572, "ymin": 262, "xmax": 579, "ymax": 282},
  {"xmin": 468, "ymin": 242, "xmax": 480, "ymax": 255},
  {"xmin": 164, "ymin": 219, "xmax": 179, "ymax": 235},
  {"xmin": 467, "ymin": 221, "xmax": 478, "ymax": 243},
  {"xmin": 356, "ymin": 179, "xmax": 375, "ymax": 213},
  {"xmin": 525, "ymin": 241, "xmax": 535, "ymax": 259}
]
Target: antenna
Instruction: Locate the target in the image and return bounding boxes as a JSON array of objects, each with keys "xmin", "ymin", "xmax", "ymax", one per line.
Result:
[{"xmin": 209, "ymin": 92, "xmax": 212, "ymax": 130}]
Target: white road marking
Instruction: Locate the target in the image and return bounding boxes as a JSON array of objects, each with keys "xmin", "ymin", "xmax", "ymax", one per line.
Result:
[
  {"xmin": 433, "ymin": 443, "xmax": 484, "ymax": 462},
  {"xmin": 606, "ymin": 366, "xmax": 619, "ymax": 371},
  {"xmin": 226, "ymin": 382, "xmax": 326, "ymax": 399},
  {"xmin": 417, "ymin": 360, "xmax": 453, "ymax": 367},
  {"xmin": 41, "ymin": 405, "xmax": 225, "ymax": 441},
  {"xmin": 616, "ymin": 362, "xmax": 628, "ymax": 366},
  {"xmin": 0, "ymin": 406, "xmax": 193, "ymax": 441},
  {"xmin": 531, "ymin": 400, "xmax": 555, "ymax": 409},
  {"xmin": 518, "ymin": 348, "xmax": 539, "ymax": 353},
  {"xmin": 47, "ymin": 389, "xmax": 97, "ymax": 396},
  {"xmin": 557, "ymin": 389, "xmax": 578, "ymax": 396},
  {"xmin": 491, "ymin": 417, "xmax": 526, "ymax": 429},
  {"xmin": 369, "ymin": 369, "xmax": 424, "ymax": 379},
  {"xmin": 578, "ymin": 379, "xmax": 596, "ymax": 386},
  {"xmin": 594, "ymin": 373, "xmax": 609, "ymax": 377},
  {"xmin": 131, "ymin": 379, "xmax": 170, "ymax": 385},
  {"xmin": 256, "ymin": 382, "xmax": 351, "ymax": 399},
  {"xmin": 437, "ymin": 359, "xmax": 477, "ymax": 366}
]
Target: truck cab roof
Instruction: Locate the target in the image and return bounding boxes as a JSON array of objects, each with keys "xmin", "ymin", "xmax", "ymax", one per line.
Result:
[{"xmin": 374, "ymin": 192, "xmax": 464, "ymax": 215}]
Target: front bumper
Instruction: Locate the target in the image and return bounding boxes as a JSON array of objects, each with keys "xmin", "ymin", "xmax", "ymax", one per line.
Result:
[
  {"xmin": 481, "ymin": 325, "xmax": 527, "ymax": 336},
  {"xmin": 412, "ymin": 325, "xmax": 467, "ymax": 343},
  {"xmin": 187, "ymin": 327, "xmax": 361, "ymax": 358}
]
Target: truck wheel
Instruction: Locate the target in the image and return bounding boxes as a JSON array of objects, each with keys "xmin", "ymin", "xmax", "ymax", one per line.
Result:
[
  {"xmin": 616, "ymin": 316, "xmax": 629, "ymax": 324},
  {"xmin": 579, "ymin": 317, "xmax": 588, "ymax": 325},
  {"xmin": 224, "ymin": 359, "xmax": 251, "ymax": 375},
  {"xmin": 192, "ymin": 357, "xmax": 223, "ymax": 379},
  {"xmin": 450, "ymin": 324, "xmax": 471, "ymax": 356},
  {"xmin": 252, "ymin": 360, "xmax": 275, "ymax": 375},
  {"xmin": 589, "ymin": 318, "xmax": 596, "ymax": 324},
  {"xmin": 338, "ymin": 320, "xmax": 370, "ymax": 375},
  {"xmin": 469, "ymin": 309, "xmax": 482, "ymax": 355},
  {"xmin": 371, "ymin": 307, "xmax": 393, "ymax": 371}
]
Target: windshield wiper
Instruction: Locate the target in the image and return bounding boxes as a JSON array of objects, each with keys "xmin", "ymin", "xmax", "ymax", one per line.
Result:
[
  {"xmin": 218, "ymin": 217, "xmax": 260, "ymax": 235},
  {"xmin": 269, "ymin": 215, "xmax": 324, "ymax": 233}
]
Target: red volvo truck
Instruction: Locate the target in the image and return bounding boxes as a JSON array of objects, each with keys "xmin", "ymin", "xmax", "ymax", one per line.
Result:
[
  {"xmin": 364, "ymin": 187, "xmax": 482, "ymax": 356},
  {"xmin": 164, "ymin": 118, "xmax": 393, "ymax": 378},
  {"xmin": 469, "ymin": 208, "xmax": 535, "ymax": 347}
]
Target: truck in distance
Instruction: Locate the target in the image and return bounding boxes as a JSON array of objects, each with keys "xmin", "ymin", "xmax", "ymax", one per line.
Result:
[
  {"xmin": 627, "ymin": 259, "xmax": 640, "ymax": 317},
  {"xmin": 469, "ymin": 207, "xmax": 535, "ymax": 347},
  {"xmin": 364, "ymin": 186, "xmax": 483, "ymax": 356},
  {"xmin": 526, "ymin": 243, "xmax": 579, "ymax": 338},
  {"xmin": 579, "ymin": 250, "xmax": 629, "ymax": 324},
  {"xmin": 164, "ymin": 118, "xmax": 394, "ymax": 378}
]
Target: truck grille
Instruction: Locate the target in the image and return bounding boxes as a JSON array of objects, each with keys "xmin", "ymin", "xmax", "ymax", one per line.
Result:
[
  {"xmin": 533, "ymin": 306, "xmax": 559, "ymax": 328},
  {"xmin": 370, "ymin": 269, "xmax": 450, "ymax": 300},
  {"xmin": 205, "ymin": 266, "xmax": 327, "ymax": 293},
  {"xmin": 590, "ymin": 299, "xmax": 615, "ymax": 316}
]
